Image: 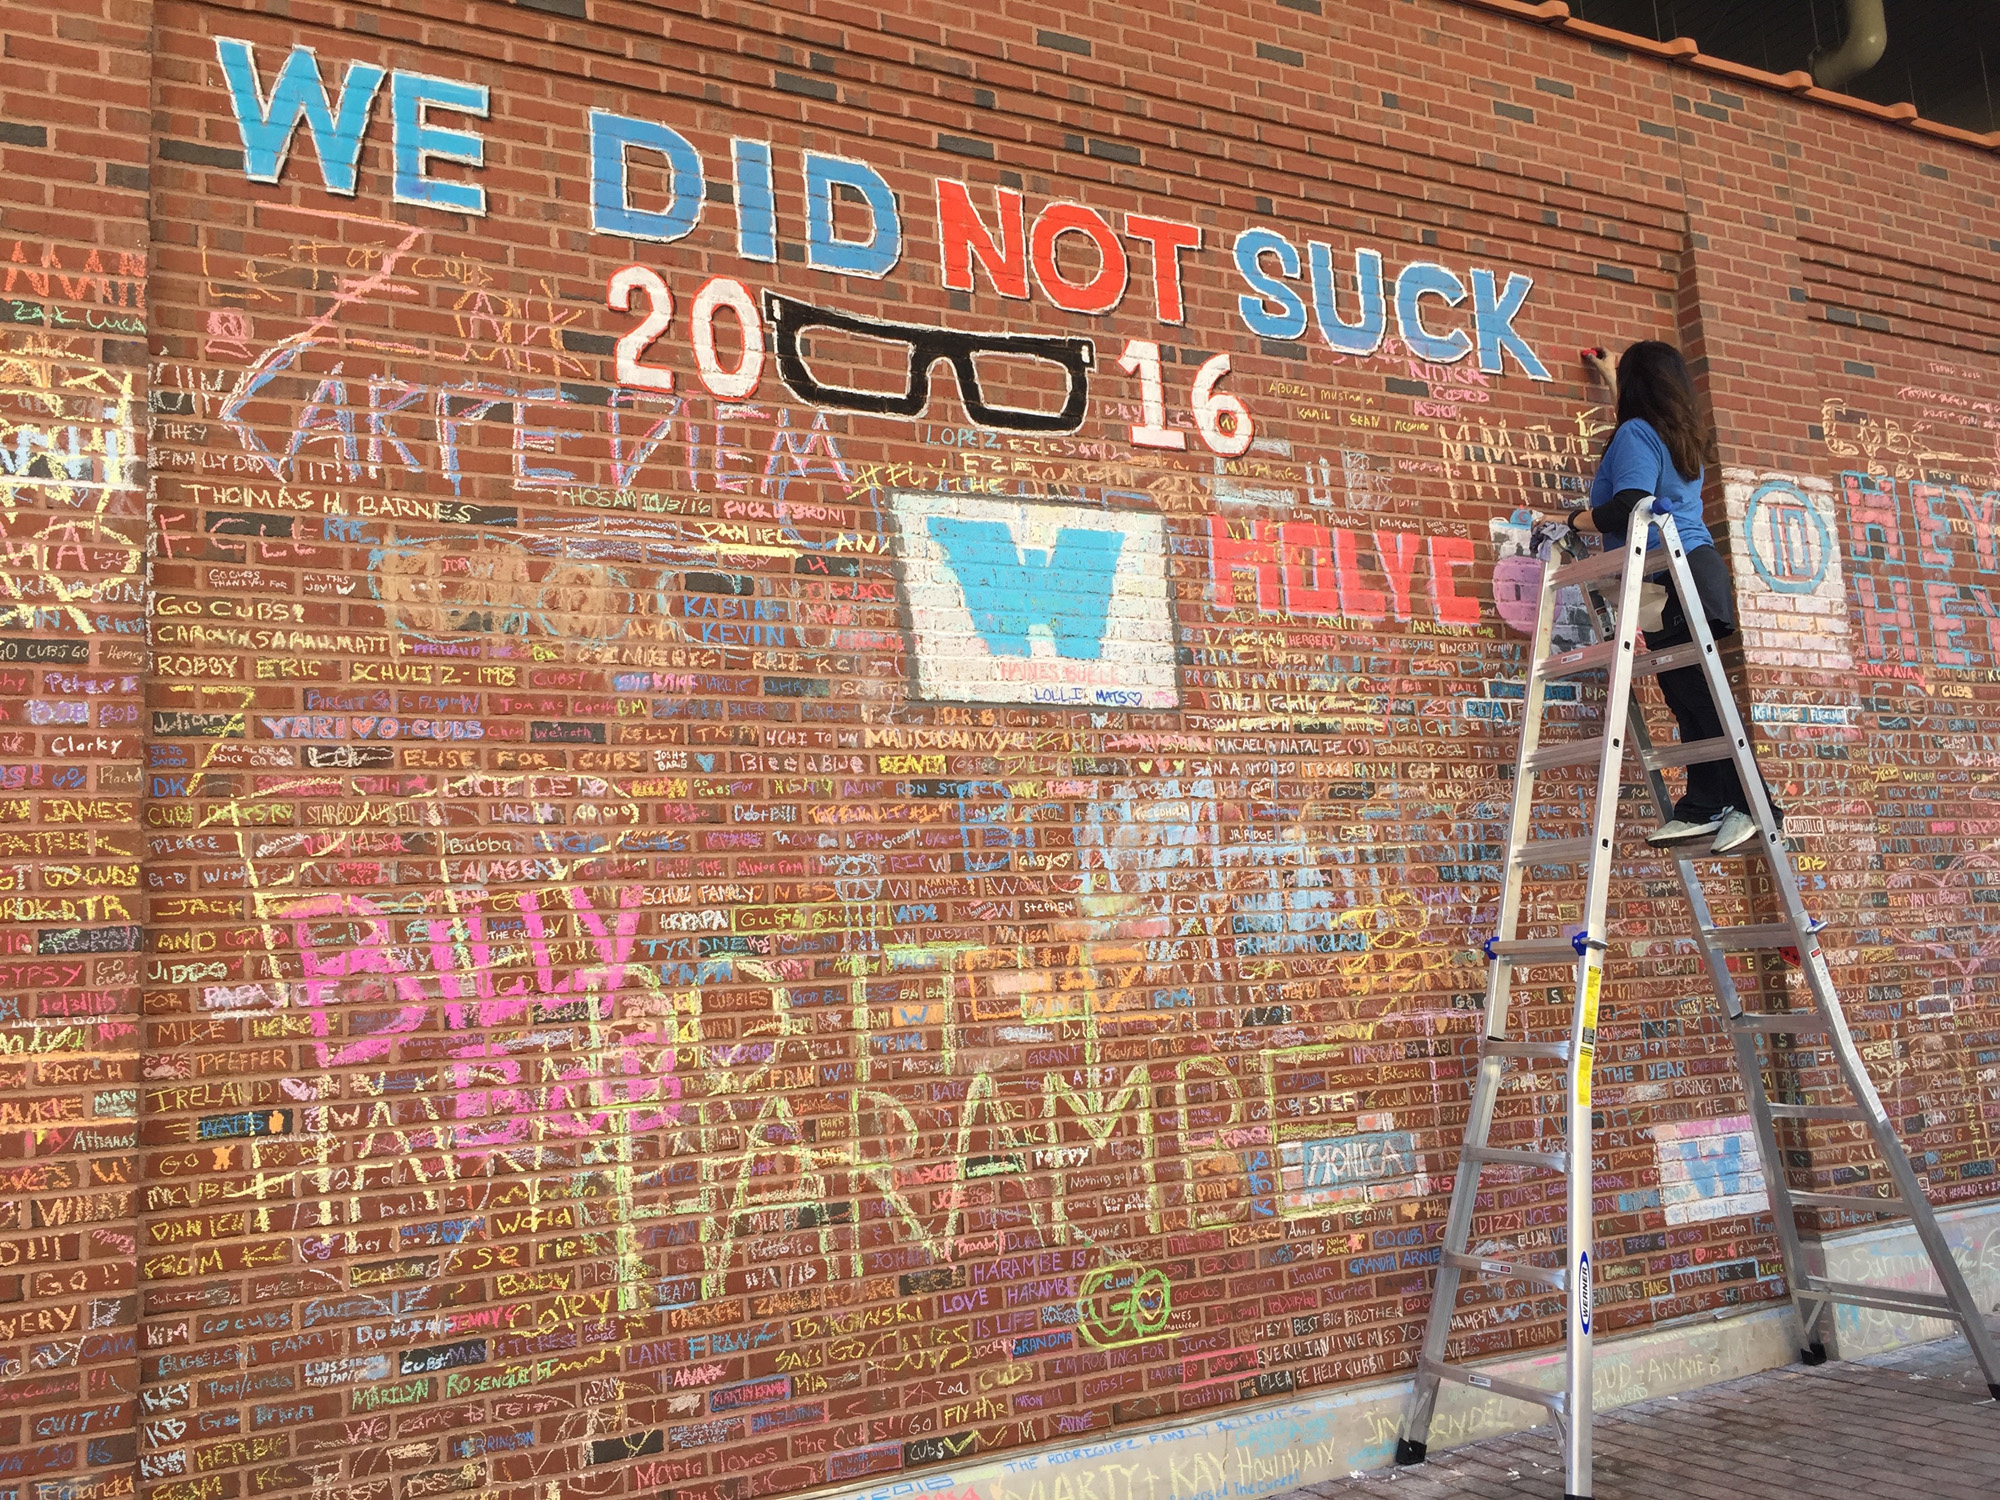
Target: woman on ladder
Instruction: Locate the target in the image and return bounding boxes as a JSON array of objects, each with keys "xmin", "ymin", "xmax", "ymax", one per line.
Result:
[{"xmin": 1547, "ymin": 340, "xmax": 1778, "ymax": 855}]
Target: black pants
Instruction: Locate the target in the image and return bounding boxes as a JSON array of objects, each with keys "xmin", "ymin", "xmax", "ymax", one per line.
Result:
[{"xmin": 1641, "ymin": 545, "xmax": 1779, "ymax": 824}]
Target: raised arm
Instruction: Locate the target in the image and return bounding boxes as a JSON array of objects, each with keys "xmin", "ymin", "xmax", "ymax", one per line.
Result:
[
  {"xmin": 1528, "ymin": 346, "xmax": 1624, "ymax": 536},
  {"xmin": 1546, "ymin": 348, "xmax": 1620, "ymax": 534},
  {"xmin": 1584, "ymin": 345, "xmax": 1617, "ymax": 408}
]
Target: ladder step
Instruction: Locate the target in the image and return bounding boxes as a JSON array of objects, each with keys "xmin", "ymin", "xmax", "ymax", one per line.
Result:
[
  {"xmin": 1787, "ymin": 1193, "xmax": 1907, "ymax": 1217},
  {"xmin": 1551, "ymin": 544, "xmax": 1668, "ymax": 590},
  {"xmin": 1481, "ymin": 1039, "xmax": 1571, "ymax": 1062},
  {"xmin": 1765, "ymin": 1103, "xmax": 1867, "ymax": 1122},
  {"xmin": 1731, "ymin": 1012, "xmax": 1830, "ymax": 1034},
  {"xmin": 1640, "ymin": 736, "xmax": 1737, "ymax": 771},
  {"xmin": 1418, "ymin": 1358, "xmax": 1566, "ymax": 1414},
  {"xmin": 1465, "ymin": 1144, "xmax": 1569, "ymax": 1173},
  {"xmin": 1523, "ymin": 736, "xmax": 1606, "ymax": 772},
  {"xmin": 1669, "ymin": 838, "xmax": 1767, "ymax": 864},
  {"xmin": 1701, "ymin": 922, "xmax": 1807, "ymax": 952},
  {"xmin": 1515, "ymin": 835, "xmax": 1603, "ymax": 867},
  {"xmin": 1540, "ymin": 638, "xmax": 1712, "ymax": 682},
  {"xmin": 1443, "ymin": 1250, "xmax": 1567, "ymax": 1290},
  {"xmin": 1539, "ymin": 640, "xmax": 1624, "ymax": 680},
  {"xmin": 1488, "ymin": 938, "xmax": 1583, "ymax": 964},
  {"xmin": 1798, "ymin": 1280, "xmax": 1965, "ymax": 1322},
  {"xmin": 1631, "ymin": 640, "xmax": 1709, "ymax": 677}
]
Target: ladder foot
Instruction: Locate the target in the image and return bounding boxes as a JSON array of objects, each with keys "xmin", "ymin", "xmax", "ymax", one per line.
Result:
[
  {"xmin": 1988, "ymin": 1383, "xmax": 2000, "ymax": 1403},
  {"xmin": 1394, "ymin": 1438, "xmax": 1428, "ymax": 1466},
  {"xmin": 1800, "ymin": 1341, "xmax": 1828, "ymax": 1366}
]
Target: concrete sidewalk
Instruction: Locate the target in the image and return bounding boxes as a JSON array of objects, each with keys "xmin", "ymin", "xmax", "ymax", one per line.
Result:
[{"xmin": 1277, "ymin": 1326, "xmax": 2000, "ymax": 1500}]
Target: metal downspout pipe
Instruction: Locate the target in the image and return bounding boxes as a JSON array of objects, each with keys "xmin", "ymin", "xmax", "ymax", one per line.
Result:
[{"xmin": 1810, "ymin": 0, "xmax": 1889, "ymax": 89}]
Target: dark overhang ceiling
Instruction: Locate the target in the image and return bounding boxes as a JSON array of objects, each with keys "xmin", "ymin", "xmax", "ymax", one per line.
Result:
[{"xmin": 1572, "ymin": 0, "xmax": 2000, "ymax": 133}]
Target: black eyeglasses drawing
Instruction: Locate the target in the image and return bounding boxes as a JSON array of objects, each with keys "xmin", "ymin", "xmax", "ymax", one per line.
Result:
[{"xmin": 762, "ymin": 291, "xmax": 1094, "ymax": 433}]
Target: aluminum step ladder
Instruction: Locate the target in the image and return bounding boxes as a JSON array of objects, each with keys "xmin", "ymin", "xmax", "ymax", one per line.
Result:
[{"xmin": 1392, "ymin": 501, "xmax": 2000, "ymax": 1499}]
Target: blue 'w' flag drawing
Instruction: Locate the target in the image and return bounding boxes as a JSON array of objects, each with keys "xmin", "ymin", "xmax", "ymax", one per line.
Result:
[
  {"xmin": 927, "ymin": 518, "xmax": 1124, "ymax": 660},
  {"xmin": 1653, "ymin": 1114, "xmax": 1764, "ymax": 1225},
  {"xmin": 1676, "ymin": 1134, "xmax": 1743, "ymax": 1201},
  {"xmin": 892, "ymin": 493, "xmax": 1177, "ymax": 708}
]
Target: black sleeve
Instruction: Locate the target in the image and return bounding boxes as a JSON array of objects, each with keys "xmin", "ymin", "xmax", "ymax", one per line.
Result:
[{"xmin": 1591, "ymin": 487, "xmax": 1650, "ymax": 536}]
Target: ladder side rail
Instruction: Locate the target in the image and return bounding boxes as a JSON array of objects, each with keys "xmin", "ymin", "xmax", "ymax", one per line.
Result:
[
  {"xmin": 1681, "ymin": 878, "xmax": 1830, "ymax": 1353},
  {"xmin": 1633, "ymin": 520, "xmax": 1831, "ymax": 1345},
  {"xmin": 1556, "ymin": 512, "xmax": 1657, "ymax": 1498},
  {"xmin": 1655, "ymin": 512, "xmax": 2000, "ymax": 1391},
  {"xmin": 1396, "ymin": 1044, "xmax": 1513, "ymax": 1454},
  {"xmin": 1492, "ymin": 535, "xmax": 1581, "ymax": 960},
  {"xmin": 1574, "ymin": 534, "xmax": 1683, "ymax": 832},
  {"xmin": 1655, "ymin": 803, "xmax": 1829, "ymax": 1348},
  {"xmin": 1718, "ymin": 1000, "xmax": 1829, "ymax": 1351},
  {"xmin": 1650, "ymin": 515, "xmax": 1811, "ymax": 932},
  {"xmin": 1572, "ymin": 532, "xmax": 1678, "ymax": 828},
  {"xmin": 1684, "ymin": 897, "xmax": 1830, "ymax": 1354},
  {"xmin": 1660, "ymin": 834, "xmax": 1827, "ymax": 1352},
  {"xmin": 1797, "ymin": 943, "xmax": 2000, "ymax": 1387},
  {"xmin": 1621, "ymin": 702, "xmax": 1678, "ymax": 823},
  {"xmin": 1398, "ymin": 516, "xmax": 1599, "ymax": 1464}
]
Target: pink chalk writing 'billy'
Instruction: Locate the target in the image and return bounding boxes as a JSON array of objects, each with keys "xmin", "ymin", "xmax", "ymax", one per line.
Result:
[{"xmin": 276, "ymin": 885, "xmax": 681, "ymax": 1139}]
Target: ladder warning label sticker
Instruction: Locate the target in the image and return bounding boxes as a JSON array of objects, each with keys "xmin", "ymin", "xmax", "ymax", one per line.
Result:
[{"xmin": 1574, "ymin": 964, "xmax": 1602, "ymax": 1105}]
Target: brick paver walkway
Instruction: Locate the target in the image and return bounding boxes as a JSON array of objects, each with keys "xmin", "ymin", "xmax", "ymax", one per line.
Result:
[{"xmin": 1282, "ymin": 1326, "xmax": 2000, "ymax": 1500}]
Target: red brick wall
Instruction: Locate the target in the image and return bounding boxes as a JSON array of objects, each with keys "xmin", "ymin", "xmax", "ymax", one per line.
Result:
[
  {"xmin": 0, "ymin": 0, "xmax": 151, "ymax": 1491},
  {"xmin": 8, "ymin": 0, "xmax": 2000, "ymax": 1495}
]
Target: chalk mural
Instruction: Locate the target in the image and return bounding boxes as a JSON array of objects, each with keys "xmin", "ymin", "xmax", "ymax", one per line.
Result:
[{"xmin": 0, "ymin": 11, "xmax": 1994, "ymax": 1500}]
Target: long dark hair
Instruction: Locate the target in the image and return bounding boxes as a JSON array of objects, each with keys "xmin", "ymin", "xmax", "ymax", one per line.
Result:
[{"xmin": 1615, "ymin": 341, "xmax": 1717, "ymax": 482}]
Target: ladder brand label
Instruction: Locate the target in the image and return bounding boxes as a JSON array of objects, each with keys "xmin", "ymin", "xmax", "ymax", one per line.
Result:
[{"xmin": 1577, "ymin": 1250, "xmax": 1591, "ymax": 1335}]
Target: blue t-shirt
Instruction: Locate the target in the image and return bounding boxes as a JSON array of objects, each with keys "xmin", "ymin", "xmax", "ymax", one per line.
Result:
[{"xmin": 1587, "ymin": 417, "xmax": 1712, "ymax": 550}]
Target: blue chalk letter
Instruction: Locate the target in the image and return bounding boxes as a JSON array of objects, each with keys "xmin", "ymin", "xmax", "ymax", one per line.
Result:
[
  {"xmin": 1309, "ymin": 243, "xmax": 1386, "ymax": 357},
  {"xmin": 590, "ymin": 111, "xmax": 704, "ymax": 243},
  {"xmin": 1395, "ymin": 262, "xmax": 1472, "ymax": 364},
  {"xmin": 732, "ymin": 139, "xmax": 777, "ymax": 261},
  {"xmin": 928, "ymin": 519, "xmax": 1125, "ymax": 661},
  {"xmin": 390, "ymin": 71, "xmax": 488, "ymax": 215},
  {"xmin": 1233, "ymin": 228, "xmax": 1308, "ymax": 342},
  {"xmin": 804, "ymin": 154, "xmax": 901, "ymax": 278},
  {"xmin": 214, "ymin": 37, "xmax": 384, "ymax": 194},
  {"xmin": 1470, "ymin": 267, "xmax": 1550, "ymax": 379}
]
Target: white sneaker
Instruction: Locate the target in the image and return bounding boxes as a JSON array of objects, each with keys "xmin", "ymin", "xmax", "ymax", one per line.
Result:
[
  {"xmin": 1711, "ymin": 809, "xmax": 1759, "ymax": 854},
  {"xmin": 1648, "ymin": 814, "xmax": 1723, "ymax": 847}
]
